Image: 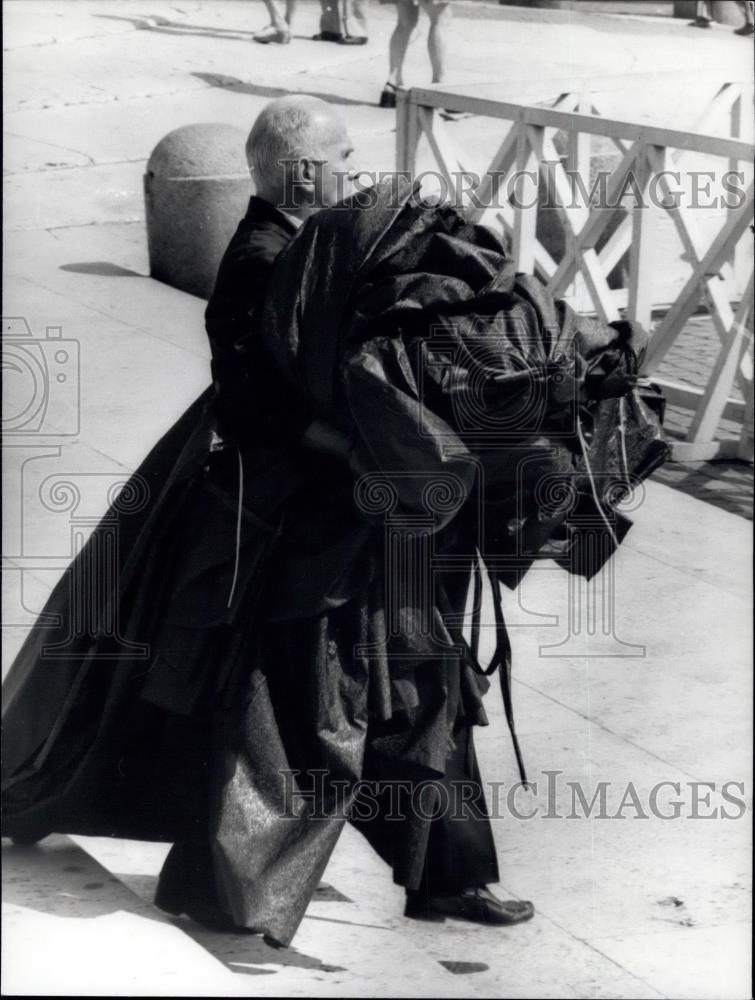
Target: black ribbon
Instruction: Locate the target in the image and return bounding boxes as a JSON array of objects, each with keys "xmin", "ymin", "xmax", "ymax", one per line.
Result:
[{"xmin": 462, "ymin": 551, "xmax": 529, "ymax": 787}]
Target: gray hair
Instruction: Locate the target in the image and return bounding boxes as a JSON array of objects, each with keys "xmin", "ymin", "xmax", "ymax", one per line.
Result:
[{"xmin": 246, "ymin": 95, "xmax": 339, "ymax": 200}]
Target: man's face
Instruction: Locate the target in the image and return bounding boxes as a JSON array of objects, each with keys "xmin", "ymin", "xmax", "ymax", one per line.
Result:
[{"xmin": 314, "ymin": 124, "xmax": 357, "ymax": 208}]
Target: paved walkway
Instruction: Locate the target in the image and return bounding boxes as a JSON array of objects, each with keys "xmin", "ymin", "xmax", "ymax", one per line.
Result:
[{"xmin": 2, "ymin": 2, "xmax": 752, "ymax": 996}]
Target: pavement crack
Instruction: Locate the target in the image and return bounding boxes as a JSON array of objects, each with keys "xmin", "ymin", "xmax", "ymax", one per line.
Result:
[
  {"xmin": 6, "ymin": 156, "xmax": 147, "ymax": 178},
  {"xmin": 6, "ymin": 81, "xmax": 208, "ymax": 115},
  {"xmin": 513, "ymin": 675, "xmax": 707, "ymax": 783},
  {"xmin": 4, "ymin": 130, "xmax": 97, "ymax": 167}
]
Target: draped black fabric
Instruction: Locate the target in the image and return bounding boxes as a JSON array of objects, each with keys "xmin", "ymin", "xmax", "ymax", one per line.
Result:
[{"xmin": 2, "ymin": 178, "xmax": 669, "ymax": 946}]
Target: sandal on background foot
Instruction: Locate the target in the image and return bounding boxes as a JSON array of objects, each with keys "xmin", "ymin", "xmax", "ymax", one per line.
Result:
[
  {"xmin": 439, "ymin": 107, "xmax": 473, "ymax": 122},
  {"xmin": 379, "ymin": 82, "xmax": 400, "ymax": 108},
  {"xmin": 253, "ymin": 24, "xmax": 291, "ymax": 44}
]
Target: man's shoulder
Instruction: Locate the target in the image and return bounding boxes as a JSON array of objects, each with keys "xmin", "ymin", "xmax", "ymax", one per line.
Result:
[
  {"xmin": 227, "ymin": 215, "xmax": 293, "ymax": 267},
  {"xmin": 231, "ymin": 197, "xmax": 297, "ymax": 263},
  {"xmin": 206, "ymin": 200, "xmax": 296, "ymax": 327}
]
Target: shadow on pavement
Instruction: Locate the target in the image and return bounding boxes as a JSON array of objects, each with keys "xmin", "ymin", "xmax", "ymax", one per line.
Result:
[
  {"xmin": 192, "ymin": 72, "xmax": 370, "ymax": 107},
  {"xmin": 95, "ymin": 13, "xmax": 258, "ymax": 41},
  {"xmin": 94, "ymin": 13, "xmax": 364, "ymax": 48},
  {"xmin": 60, "ymin": 262, "xmax": 144, "ymax": 277},
  {"xmin": 2, "ymin": 839, "xmax": 167, "ymax": 924},
  {"xmin": 651, "ymin": 459, "xmax": 753, "ymax": 519},
  {"xmin": 170, "ymin": 911, "xmax": 348, "ymax": 978},
  {"xmin": 4, "ymin": 840, "xmax": 348, "ymax": 979}
]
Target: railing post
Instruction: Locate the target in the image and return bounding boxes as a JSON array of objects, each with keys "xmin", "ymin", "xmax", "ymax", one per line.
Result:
[
  {"xmin": 512, "ymin": 115, "xmax": 538, "ymax": 274},
  {"xmin": 727, "ymin": 89, "xmax": 748, "ymax": 294},
  {"xmin": 738, "ymin": 375, "xmax": 754, "ymax": 463},
  {"xmin": 396, "ymin": 89, "xmax": 420, "ymax": 176},
  {"xmin": 626, "ymin": 143, "xmax": 657, "ymax": 330},
  {"xmin": 687, "ymin": 273, "xmax": 754, "ymax": 445}
]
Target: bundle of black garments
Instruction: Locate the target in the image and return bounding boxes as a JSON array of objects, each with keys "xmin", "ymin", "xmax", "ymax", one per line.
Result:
[{"xmin": 2, "ymin": 179, "xmax": 669, "ymax": 946}]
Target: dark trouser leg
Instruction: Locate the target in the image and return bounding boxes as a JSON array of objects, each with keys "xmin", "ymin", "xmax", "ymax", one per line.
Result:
[
  {"xmin": 353, "ymin": 721, "xmax": 499, "ymax": 894},
  {"xmin": 319, "ymin": 0, "xmax": 341, "ymax": 34},
  {"xmin": 416, "ymin": 723, "xmax": 499, "ymax": 895}
]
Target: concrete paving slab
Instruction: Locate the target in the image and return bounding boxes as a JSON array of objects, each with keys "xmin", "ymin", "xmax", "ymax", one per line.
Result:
[
  {"xmin": 591, "ymin": 922, "xmax": 752, "ymax": 1000},
  {"xmin": 1, "ymin": 0, "xmax": 142, "ymax": 52},
  {"xmin": 2, "ymin": 438, "xmax": 129, "ymax": 565},
  {"xmin": 4, "ymin": 162, "xmax": 146, "ymax": 231},
  {"xmin": 2, "ymin": 275, "xmax": 209, "ymax": 468},
  {"xmin": 4, "ymin": 239, "xmax": 210, "ymax": 361},
  {"xmin": 627, "ymin": 479, "xmax": 753, "ymax": 600}
]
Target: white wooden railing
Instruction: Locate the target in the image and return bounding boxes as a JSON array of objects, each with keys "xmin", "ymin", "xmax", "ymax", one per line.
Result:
[{"xmin": 396, "ymin": 76, "xmax": 754, "ymax": 462}]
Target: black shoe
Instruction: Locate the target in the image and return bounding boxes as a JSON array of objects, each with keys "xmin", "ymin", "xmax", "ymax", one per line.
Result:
[
  {"xmin": 688, "ymin": 16, "xmax": 712, "ymax": 27},
  {"xmin": 9, "ymin": 833, "xmax": 48, "ymax": 846},
  {"xmin": 4, "ymin": 820, "xmax": 52, "ymax": 846},
  {"xmin": 734, "ymin": 23, "xmax": 754, "ymax": 34},
  {"xmin": 339, "ymin": 35, "xmax": 368, "ymax": 45},
  {"xmin": 405, "ymin": 886, "xmax": 535, "ymax": 926},
  {"xmin": 312, "ymin": 30, "xmax": 343, "ymax": 42},
  {"xmin": 379, "ymin": 82, "xmax": 399, "ymax": 108}
]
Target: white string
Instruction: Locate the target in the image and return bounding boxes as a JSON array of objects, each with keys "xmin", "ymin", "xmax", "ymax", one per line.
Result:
[
  {"xmin": 575, "ymin": 414, "xmax": 621, "ymax": 548},
  {"xmin": 226, "ymin": 446, "xmax": 244, "ymax": 610},
  {"xmin": 618, "ymin": 395, "xmax": 631, "ymax": 487}
]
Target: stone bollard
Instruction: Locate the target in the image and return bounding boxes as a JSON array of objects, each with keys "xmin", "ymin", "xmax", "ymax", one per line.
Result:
[{"xmin": 145, "ymin": 123, "xmax": 251, "ymax": 300}]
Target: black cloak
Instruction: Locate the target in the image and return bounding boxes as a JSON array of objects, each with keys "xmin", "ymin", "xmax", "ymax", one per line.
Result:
[{"xmin": 2, "ymin": 179, "xmax": 668, "ymax": 944}]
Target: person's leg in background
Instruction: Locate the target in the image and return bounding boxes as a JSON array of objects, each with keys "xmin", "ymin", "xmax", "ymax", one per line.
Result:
[
  {"xmin": 316, "ymin": 0, "xmax": 342, "ymax": 39},
  {"xmin": 315, "ymin": 0, "xmax": 366, "ymax": 42},
  {"xmin": 421, "ymin": 0, "xmax": 449, "ymax": 85},
  {"xmin": 690, "ymin": 0, "xmax": 712, "ymax": 27},
  {"xmin": 421, "ymin": 0, "xmax": 469, "ymax": 120},
  {"xmin": 734, "ymin": 0, "xmax": 755, "ymax": 34},
  {"xmin": 342, "ymin": 0, "xmax": 369, "ymax": 41},
  {"xmin": 254, "ymin": 0, "xmax": 294, "ymax": 43},
  {"xmin": 380, "ymin": 1, "xmax": 420, "ymax": 107}
]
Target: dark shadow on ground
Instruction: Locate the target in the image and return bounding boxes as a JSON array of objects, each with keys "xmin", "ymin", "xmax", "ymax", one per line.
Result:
[
  {"xmin": 95, "ymin": 13, "xmax": 341, "ymax": 46},
  {"xmin": 439, "ymin": 960, "xmax": 490, "ymax": 974},
  {"xmin": 651, "ymin": 459, "xmax": 753, "ymax": 519},
  {"xmin": 192, "ymin": 72, "xmax": 369, "ymax": 107},
  {"xmin": 110, "ymin": 872, "xmax": 350, "ymax": 978},
  {"xmin": 95, "ymin": 12, "xmax": 261, "ymax": 41},
  {"xmin": 60, "ymin": 262, "xmax": 144, "ymax": 277},
  {"xmin": 170, "ymin": 912, "xmax": 348, "ymax": 978},
  {"xmin": 2, "ymin": 838, "xmax": 167, "ymax": 925},
  {"xmin": 4, "ymin": 839, "xmax": 349, "ymax": 979}
]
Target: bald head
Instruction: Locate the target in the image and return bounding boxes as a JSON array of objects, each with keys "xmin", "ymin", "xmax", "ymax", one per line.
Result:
[{"xmin": 246, "ymin": 95, "xmax": 354, "ymax": 210}]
